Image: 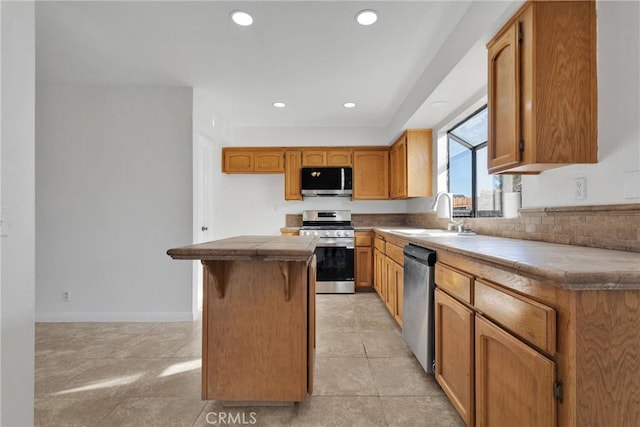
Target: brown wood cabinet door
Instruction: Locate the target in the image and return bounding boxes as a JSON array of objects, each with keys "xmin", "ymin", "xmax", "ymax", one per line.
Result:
[
  {"xmin": 487, "ymin": 22, "xmax": 521, "ymax": 173},
  {"xmin": 435, "ymin": 289, "xmax": 475, "ymax": 426},
  {"xmin": 384, "ymin": 257, "xmax": 395, "ymax": 314},
  {"xmin": 374, "ymin": 249, "xmax": 384, "ymax": 296},
  {"xmin": 390, "ymin": 139, "xmax": 407, "ymax": 199},
  {"xmin": 302, "ymin": 150, "xmax": 326, "ymax": 166},
  {"xmin": 355, "ymin": 246, "xmax": 373, "ymax": 288},
  {"xmin": 353, "ymin": 150, "xmax": 389, "ymax": 200},
  {"xmin": 389, "ymin": 144, "xmax": 398, "ymax": 198},
  {"xmin": 284, "ymin": 151, "xmax": 302, "ymax": 200},
  {"xmin": 393, "ymin": 263, "xmax": 404, "ymax": 327},
  {"xmin": 223, "ymin": 150, "xmax": 254, "ymax": 173},
  {"xmin": 254, "ymin": 150, "xmax": 284, "ymax": 173},
  {"xmin": 326, "ymin": 149, "xmax": 352, "ymax": 166},
  {"xmin": 475, "ymin": 315, "xmax": 556, "ymax": 427}
]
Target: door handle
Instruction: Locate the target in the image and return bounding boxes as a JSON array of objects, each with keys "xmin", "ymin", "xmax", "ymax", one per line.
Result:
[{"xmin": 201, "ymin": 226, "xmax": 208, "ymax": 231}]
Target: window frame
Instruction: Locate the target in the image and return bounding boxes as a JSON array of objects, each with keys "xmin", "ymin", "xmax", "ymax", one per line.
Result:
[{"xmin": 446, "ymin": 105, "xmax": 496, "ymax": 218}]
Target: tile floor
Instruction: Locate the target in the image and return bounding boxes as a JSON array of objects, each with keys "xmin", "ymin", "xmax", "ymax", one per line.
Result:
[{"xmin": 35, "ymin": 292, "xmax": 464, "ymax": 427}]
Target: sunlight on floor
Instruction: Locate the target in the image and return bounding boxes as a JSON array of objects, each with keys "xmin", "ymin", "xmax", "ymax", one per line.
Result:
[
  {"xmin": 53, "ymin": 373, "xmax": 144, "ymax": 396},
  {"xmin": 159, "ymin": 358, "xmax": 201, "ymax": 378}
]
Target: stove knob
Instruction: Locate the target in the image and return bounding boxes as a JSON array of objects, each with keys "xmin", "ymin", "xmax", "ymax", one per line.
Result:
[
  {"xmin": 301, "ymin": 231, "xmax": 307, "ymax": 236},
  {"xmin": 324, "ymin": 231, "xmax": 330, "ymax": 237},
  {"xmin": 314, "ymin": 231, "xmax": 320, "ymax": 237},
  {"xmin": 335, "ymin": 231, "xmax": 342, "ymax": 237}
]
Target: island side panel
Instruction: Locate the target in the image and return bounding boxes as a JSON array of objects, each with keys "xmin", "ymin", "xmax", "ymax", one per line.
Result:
[
  {"xmin": 307, "ymin": 255, "xmax": 316, "ymax": 394},
  {"xmin": 205, "ymin": 259, "xmax": 308, "ymax": 402},
  {"xmin": 202, "ymin": 262, "xmax": 209, "ymax": 400}
]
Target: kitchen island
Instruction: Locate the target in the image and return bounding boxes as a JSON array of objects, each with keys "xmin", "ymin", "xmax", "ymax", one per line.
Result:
[{"xmin": 167, "ymin": 235, "xmax": 317, "ymax": 403}]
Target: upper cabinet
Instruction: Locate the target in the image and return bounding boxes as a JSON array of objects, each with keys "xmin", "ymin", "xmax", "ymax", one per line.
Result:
[
  {"xmin": 486, "ymin": 0, "xmax": 597, "ymax": 174},
  {"xmin": 222, "ymin": 148, "xmax": 284, "ymax": 173},
  {"xmin": 389, "ymin": 129, "xmax": 433, "ymax": 199},
  {"xmin": 302, "ymin": 149, "xmax": 352, "ymax": 167},
  {"xmin": 284, "ymin": 150, "xmax": 302, "ymax": 201},
  {"xmin": 352, "ymin": 149, "xmax": 389, "ymax": 200}
]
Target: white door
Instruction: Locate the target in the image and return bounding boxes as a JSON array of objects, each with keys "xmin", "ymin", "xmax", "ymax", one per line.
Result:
[{"xmin": 194, "ymin": 134, "xmax": 215, "ymax": 311}]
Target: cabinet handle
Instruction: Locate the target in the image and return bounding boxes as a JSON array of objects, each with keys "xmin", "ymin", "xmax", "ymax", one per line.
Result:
[{"xmin": 201, "ymin": 226, "xmax": 208, "ymax": 231}]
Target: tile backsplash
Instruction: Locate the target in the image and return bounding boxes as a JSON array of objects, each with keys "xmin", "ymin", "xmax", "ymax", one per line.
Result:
[
  {"xmin": 409, "ymin": 203, "xmax": 640, "ymax": 252},
  {"xmin": 286, "ymin": 203, "xmax": 640, "ymax": 252}
]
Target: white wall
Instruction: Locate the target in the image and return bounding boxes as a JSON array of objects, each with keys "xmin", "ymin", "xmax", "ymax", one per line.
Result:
[
  {"xmin": 36, "ymin": 86, "xmax": 193, "ymax": 321},
  {"xmin": 1, "ymin": 1, "xmax": 35, "ymax": 425},
  {"xmin": 521, "ymin": 0, "xmax": 639, "ymax": 208},
  {"xmin": 193, "ymin": 88, "xmax": 408, "ymax": 239}
]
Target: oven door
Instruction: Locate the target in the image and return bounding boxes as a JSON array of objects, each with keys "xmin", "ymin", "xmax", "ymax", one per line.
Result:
[{"xmin": 314, "ymin": 241, "xmax": 355, "ymax": 294}]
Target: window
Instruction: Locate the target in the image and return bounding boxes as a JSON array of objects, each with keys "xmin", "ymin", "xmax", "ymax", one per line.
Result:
[{"xmin": 448, "ymin": 106, "xmax": 521, "ymax": 218}]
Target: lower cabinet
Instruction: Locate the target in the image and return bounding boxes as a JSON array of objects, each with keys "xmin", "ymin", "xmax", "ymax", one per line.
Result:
[
  {"xmin": 355, "ymin": 247, "xmax": 373, "ymax": 288},
  {"xmin": 475, "ymin": 315, "xmax": 556, "ymax": 427},
  {"xmin": 373, "ymin": 233, "xmax": 405, "ymax": 327},
  {"xmin": 383, "ymin": 256, "xmax": 404, "ymax": 327},
  {"xmin": 386, "ymin": 259, "xmax": 403, "ymax": 327},
  {"xmin": 435, "ymin": 289, "xmax": 474, "ymax": 426},
  {"xmin": 384, "ymin": 256, "xmax": 397, "ymax": 316},
  {"xmin": 435, "ymin": 258, "xmax": 558, "ymax": 427},
  {"xmin": 374, "ymin": 248, "xmax": 385, "ymax": 298},
  {"xmin": 355, "ymin": 231, "xmax": 373, "ymax": 289}
]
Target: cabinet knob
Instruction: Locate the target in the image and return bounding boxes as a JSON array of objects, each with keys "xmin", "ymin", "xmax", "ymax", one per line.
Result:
[{"xmin": 201, "ymin": 226, "xmax": 208, "ymax": 231}]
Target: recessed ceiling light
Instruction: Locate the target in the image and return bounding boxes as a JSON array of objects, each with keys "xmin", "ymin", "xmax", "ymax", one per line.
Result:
[
  {"xmin": 343, "ymin": 102, "xmax": 356, "ymax": 109},
  {"xmin": 230, "ymin": 11, "xmax": 253, "ymax": 26},
  {"xmin": 273, "ymin": 102, "xmax": 286, "ymax": 108},
  {"xmin": 356, "ymin": 10, "xmax": 378, "ymax": 26},
  {"xmin": 429, "ymin": 100, "xmax": 448, "ymax": 108}
]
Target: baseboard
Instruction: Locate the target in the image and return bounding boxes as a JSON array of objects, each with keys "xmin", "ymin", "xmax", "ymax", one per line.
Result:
[{"xmin": 35, "ymin": 311, "xmax": 200, "ymax": 322}]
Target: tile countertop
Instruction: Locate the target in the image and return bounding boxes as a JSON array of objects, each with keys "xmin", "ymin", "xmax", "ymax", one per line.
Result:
[
  {"xmin": 167, "ymin": 235, "xmax": 318, "ymax": 262},
  {"xmin": 373, "ymin": 228, "xmax": 640, "ymax": 291}
]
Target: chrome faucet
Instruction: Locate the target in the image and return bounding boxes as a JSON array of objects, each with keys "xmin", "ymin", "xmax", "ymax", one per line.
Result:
[{"xmin": 431, "ymin": 192, "xmax": 464, "ymax": 232}]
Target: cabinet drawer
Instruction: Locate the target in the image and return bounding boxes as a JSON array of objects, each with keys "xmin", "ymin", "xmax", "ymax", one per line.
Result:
[
  {"xmin": 475, "ymin": 279, "xmax": 556, "ymax": 355},
  {"xmin": 355, "ymin": 232, "xmax": 372, "ymax": 247},
  {"xmin": 374, "ymin": 236, "xmax": 385, "ymax": 253},
  {"xmin": 386, "ymin": 242, "xmax": 404, "ymax": 266},
  {"xmin": 435, "ymin": 263, "xmax": 473, "ymax": 305}
]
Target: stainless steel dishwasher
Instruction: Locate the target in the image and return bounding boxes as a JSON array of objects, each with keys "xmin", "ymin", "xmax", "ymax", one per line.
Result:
[{"xmin": 402, "ymin": 244, "xmax": 437, "ymax": 373}]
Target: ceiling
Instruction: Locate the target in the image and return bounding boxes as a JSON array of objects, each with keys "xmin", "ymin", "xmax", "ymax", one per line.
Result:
[{"xmin": 35, "ymin": 1, "xmax": 522, "ymax": 134}]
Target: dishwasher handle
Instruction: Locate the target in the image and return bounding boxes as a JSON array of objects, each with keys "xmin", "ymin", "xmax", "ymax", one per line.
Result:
[{"xmin": 403, "ymin": 244, "xmax": 436, "ymax": 266}]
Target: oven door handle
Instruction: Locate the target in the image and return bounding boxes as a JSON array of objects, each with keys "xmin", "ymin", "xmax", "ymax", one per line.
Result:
[{"xmin": 316, "ymin": 242, "xmax": 355, "ymax": 249}]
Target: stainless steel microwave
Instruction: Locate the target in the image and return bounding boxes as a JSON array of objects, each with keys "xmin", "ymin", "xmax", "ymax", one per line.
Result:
[{"xmin": 301, "ymin": 167, "xmax": 352, "ymax": 197}]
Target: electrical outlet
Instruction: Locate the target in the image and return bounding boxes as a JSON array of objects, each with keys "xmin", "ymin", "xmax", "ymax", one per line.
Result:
[
  {"xmin": 0, "ymin": 208, "xmax": 8, "ymax": 237},
  {"xmin": 63, "ymin": 290, "xmax": 71, "ymax": 302},
  {"xmin": 574, "ymin": 177, "xmax": 587, "ymax": 200}
]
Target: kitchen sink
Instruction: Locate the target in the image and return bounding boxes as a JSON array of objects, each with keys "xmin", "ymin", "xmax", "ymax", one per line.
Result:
[
  {"xmin": 392, "ymin": 228, "xmax": 449, "ymax": 236},
  {"xmin": 387, "ymin": 228, "xmax": 475, "ymax": 237}
]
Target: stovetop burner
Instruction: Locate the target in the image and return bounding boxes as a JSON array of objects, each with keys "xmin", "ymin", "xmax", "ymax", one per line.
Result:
[{"xmin": 300, "ymin": 210, "xmax": 353, "ymax": 237}]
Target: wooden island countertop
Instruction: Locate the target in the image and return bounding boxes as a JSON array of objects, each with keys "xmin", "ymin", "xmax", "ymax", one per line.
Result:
[
  {"xmin": 167, "ymin": 235, "xmax": 318, "ymax": 403},
  {"xmin": 167, "ymin": 235, "xmax": 317, "ymax": 261}
]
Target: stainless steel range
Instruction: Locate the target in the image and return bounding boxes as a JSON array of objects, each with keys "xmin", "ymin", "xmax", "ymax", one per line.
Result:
[{"xmin": 299, "ymin": 210, "xmax": 355, "ymax": 294}]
